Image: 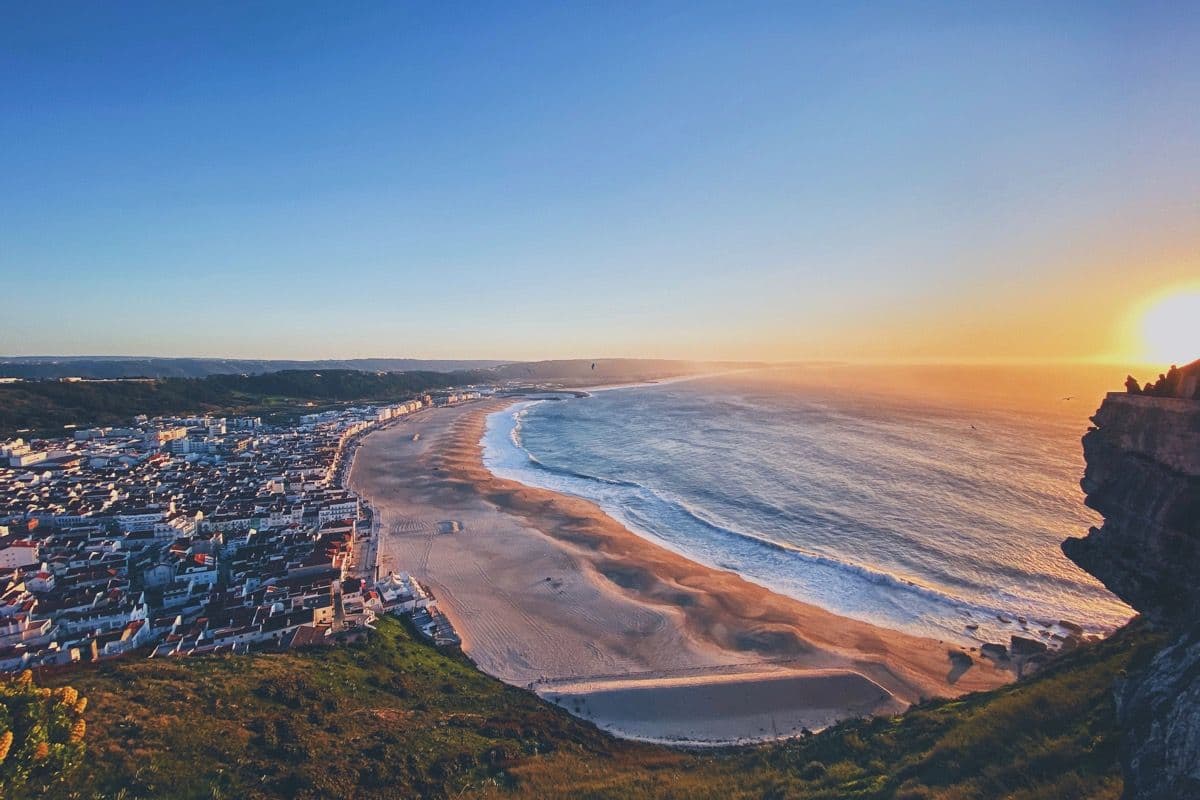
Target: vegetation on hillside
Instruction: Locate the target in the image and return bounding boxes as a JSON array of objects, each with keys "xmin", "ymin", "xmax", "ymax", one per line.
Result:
[
  {"xmin": 0, "ymin": 356, "xmax": 749, "ymax": 383},
  {"xmin": 0, "ymin": 671, "xmax": 87, "ymax": 797},
  {"xmin": 0, "ymin": 358, "xmax": 508, "ymax": 381},
  {"xmin": 0, "ymin": 370, "xmax": 487, "ymax": 437},
  {"xmin": 24, "ymin": 615, "xmax": 1159, "ymax": 800},
  {"xmin": 0, "ymin": 360, "xmax": 748, "ymax": 437}
]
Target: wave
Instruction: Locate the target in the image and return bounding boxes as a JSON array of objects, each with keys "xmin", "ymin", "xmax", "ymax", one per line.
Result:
[
  {"xmin": 526, "ymin": 450, "xmax": 658, "ymax": 490},
  {"xmin": 596, "ymin": 473, "xmax": 1060, "ymax": 628},
  {"xmin": 507, "ymin": 401, "xmax": 646, "ymax": 489},
  {"xmin": 485, "ymin": 401, "xmax": 1118, "ymax": 638}
]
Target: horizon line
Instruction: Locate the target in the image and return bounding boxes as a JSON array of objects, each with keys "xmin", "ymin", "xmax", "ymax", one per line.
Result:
[{"xmin": 0, "ymin": 353, "xmax": 1188, "ymax": 372}]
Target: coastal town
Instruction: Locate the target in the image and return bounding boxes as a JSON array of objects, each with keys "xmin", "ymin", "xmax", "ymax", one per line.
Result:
[{"xmin": 0, "ymin": 390, "xmax": 481, "ymax": 672}]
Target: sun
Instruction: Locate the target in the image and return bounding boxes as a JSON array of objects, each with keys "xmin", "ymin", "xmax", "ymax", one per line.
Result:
[{"xmin": 1133, "ymin": 287, "xmax": 1200, "ymax": 367}]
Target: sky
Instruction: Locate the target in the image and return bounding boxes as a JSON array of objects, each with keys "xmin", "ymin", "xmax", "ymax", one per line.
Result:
[{"xmin": 2, "ymin": 2, "xmax": 1198, "ymax": 364}]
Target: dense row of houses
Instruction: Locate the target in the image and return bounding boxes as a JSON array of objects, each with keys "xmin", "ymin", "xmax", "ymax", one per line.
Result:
[{"xmin": 0, "ymin": 392, "xmax": 475, "ymax": 671}]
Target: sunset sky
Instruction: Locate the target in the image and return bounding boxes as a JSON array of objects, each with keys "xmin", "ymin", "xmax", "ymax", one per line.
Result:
[{"xmin": 2, "ymin": 3, "xmax": 1197, "ymax": 365}]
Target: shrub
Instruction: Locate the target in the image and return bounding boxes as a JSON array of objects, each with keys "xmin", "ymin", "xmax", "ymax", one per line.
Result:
[{"xmin": 0, "ymin": 670, "xmax": 88, "ymax": 795}]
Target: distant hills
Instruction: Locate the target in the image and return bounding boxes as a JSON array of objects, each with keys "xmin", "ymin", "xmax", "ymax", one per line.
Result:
[
  {"xmin": 483, "ymin": 358, "xmax": 757, "ymax": 384},
  {"xmin": 0, "ymin": 356, "xmax": 759, "ymax": 382},
  {"xmin": 0, "ymin": 357, "xmax": 508, "ymax": 380},
  {"xmin": 0, "ymin": 359, "xmax": 762, "ymax": 437},
  {"xmin": 0, "ymin": 370, "xmax": 478, "ymax": 437}
]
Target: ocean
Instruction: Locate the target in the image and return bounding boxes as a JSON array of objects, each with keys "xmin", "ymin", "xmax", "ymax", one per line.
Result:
[{"xmin": 481, "ymin": 366, "xmax": 1136, "ymax": 646}]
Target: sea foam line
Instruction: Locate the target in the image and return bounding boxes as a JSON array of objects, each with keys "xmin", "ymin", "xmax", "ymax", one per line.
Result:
[{"xmin": 482, "ymin": 398, "xmax": 1114, "ymax": 640}]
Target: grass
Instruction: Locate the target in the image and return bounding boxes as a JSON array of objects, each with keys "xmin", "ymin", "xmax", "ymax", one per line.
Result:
[{"xmin": 22, "ymin": 616, "xmax": 1160, "ymax": 800}]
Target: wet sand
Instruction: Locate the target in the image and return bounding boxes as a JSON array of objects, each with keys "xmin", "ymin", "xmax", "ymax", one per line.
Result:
[{"xmin": 349, "ymin": 399, "xmax": 1010, "ymax": 744}]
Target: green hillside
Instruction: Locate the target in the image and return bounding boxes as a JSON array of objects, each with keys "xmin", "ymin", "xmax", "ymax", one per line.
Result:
[
  {"xmin": 0, "ymin": 370, "xmax": 482, "ymax": 437},
  {"xmin": 16, "ymin": 616, "xmax": 1159, "ymax": 800}
]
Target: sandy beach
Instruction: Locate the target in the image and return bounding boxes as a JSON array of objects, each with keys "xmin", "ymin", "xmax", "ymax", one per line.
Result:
[{"xmin": 349, "ymin": 398, "xmax": 1011, "ymax": 744}]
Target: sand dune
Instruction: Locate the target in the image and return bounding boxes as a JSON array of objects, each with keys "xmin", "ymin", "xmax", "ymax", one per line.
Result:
[{"xmin": 349, "ymin": 399, "xmax": 1009, "ymax": 743}]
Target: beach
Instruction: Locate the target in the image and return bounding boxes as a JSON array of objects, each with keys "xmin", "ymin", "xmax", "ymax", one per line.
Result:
[{"xmin": 349, "ymin": 399, "xmax": 1011, "ymax": 744}]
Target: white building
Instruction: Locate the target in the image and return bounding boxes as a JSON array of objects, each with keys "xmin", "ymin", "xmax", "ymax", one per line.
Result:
[
  {"xmin": 0, "ymin": 540, "xmax": 39, "ymax": 569},
  {"xmin": 8, "ymin": 451, "xmax": 47, "ymax": 468},
  {"xmin": 318, "ymin": 498, "xmax": 359, "ymax": 525}
]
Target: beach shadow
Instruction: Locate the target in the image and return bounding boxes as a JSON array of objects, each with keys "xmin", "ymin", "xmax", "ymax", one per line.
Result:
[{"xmin": 947, "ymin": 650, "xmax": 973, "ymax": 684}]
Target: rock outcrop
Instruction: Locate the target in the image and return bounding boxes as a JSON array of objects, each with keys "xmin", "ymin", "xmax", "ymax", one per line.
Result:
[{"xmin": 1062, "ymin": 357, "xmax": 1200, "ymax": 800}]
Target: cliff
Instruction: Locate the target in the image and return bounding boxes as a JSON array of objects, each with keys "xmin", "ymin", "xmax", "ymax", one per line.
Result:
[{"xmin": 1062, "ymin": 358, "xmax": 1200, "ymax": 800}]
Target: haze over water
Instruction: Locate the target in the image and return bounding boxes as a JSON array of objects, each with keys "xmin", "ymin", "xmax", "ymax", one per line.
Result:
[{"xmin": 484, "ymin": 366, "xmax": 1135, "ymax": 647}]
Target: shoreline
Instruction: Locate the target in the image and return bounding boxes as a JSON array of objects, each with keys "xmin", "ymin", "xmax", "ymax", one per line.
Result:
[{"xmin": 349, "ymin": 398, "xmax": 1011, "ymax": 744}]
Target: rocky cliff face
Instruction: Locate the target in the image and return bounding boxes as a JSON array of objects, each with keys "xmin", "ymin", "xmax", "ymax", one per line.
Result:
[{"xmin": 1062, "ymin": 359, "xmax": 1200, "ymax": 800}]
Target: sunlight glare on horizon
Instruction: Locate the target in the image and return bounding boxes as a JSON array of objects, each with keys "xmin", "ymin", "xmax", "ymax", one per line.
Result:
[{"xmin": 1132, "ymin": 287, "xmax": 1200, "ymax": 367}]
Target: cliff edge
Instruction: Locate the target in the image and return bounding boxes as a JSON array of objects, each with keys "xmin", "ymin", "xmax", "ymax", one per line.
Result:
[{"xmin": 1062, "ymin": 357, "xmax": 1200, "ymax": 800}]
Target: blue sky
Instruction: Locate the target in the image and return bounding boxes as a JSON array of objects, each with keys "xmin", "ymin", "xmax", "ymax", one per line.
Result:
[{"xmin": 2, "ymin": 2, "xmax": 1197, "ymax": 361}]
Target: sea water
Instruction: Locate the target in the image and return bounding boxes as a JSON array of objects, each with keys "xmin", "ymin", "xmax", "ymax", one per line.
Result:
[{"xmin": 481, "ymin": 366, "xmax": 1135, "ymax": 646}]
